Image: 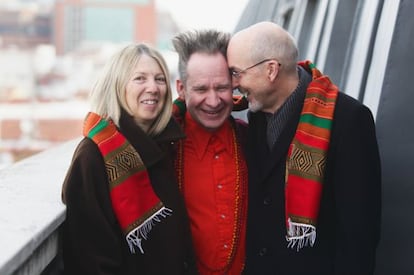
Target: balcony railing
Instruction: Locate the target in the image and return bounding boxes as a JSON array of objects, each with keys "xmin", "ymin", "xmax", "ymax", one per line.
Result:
[{"xmin": 0, "ymin": 138, "xmax": 81, "ymax": 275}]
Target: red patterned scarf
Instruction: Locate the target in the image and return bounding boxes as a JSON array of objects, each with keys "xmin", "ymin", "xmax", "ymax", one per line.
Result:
[
  {"xmin": 83, "ymin": 112, "xmax": 172, "ymax": 254},
  {"xmin": 285, "ymin": 60, "xmax": 338, "ymax": 250}
]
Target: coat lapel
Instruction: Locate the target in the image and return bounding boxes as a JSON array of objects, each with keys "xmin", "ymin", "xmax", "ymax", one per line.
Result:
[{"xmin": 247, "ymin": 108, "xmax": 301, "ymax": 185}]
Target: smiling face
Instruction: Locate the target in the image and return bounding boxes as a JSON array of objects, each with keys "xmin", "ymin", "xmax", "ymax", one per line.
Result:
[
  {"xmin": 125, "ymin": 54, "xmax": 167, "ymax": 132},
  {"xmin": 229, "ymin": 60, "xmax": 269, "ymax": 113},
  {"xmin": 227, "ymin": 39, "xmax": 271, "ymax": 113},
  {"xmin": 227, "ymin": 22, "xmax": 299, "ymax": 114},
  {"xmin": 176, "ymin": 52, "xmax": 233, "ymax": 132}
]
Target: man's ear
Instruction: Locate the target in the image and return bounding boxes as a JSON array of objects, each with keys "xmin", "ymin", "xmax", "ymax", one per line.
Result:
[
  {"xmin": 267, "ymin": 60, "xmax": 280, "ymax": 81},
  {"xmin": 176, "ymin": 79, "xmax": 185, "ymax": 99}
]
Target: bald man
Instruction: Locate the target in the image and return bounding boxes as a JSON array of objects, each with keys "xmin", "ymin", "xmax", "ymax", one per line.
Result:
[{"xmin": 227, "ymin": 21, "xmax": 381, "ymax": 275}]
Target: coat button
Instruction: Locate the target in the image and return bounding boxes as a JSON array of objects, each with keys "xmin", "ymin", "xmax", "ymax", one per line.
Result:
[
  {"xmin": 263, "ymin": 197, "xmax": 271, "ymax": 205},
  {"xmin": 259, "ymin": 247, "xmax": 267, "ymax": 256}
]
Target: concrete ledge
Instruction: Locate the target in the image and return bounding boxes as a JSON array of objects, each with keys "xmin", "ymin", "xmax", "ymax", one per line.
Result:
[
  {"xmin": 14, "ymin": 230, "xmax": 60, "ymax": 275},
  {"xmin": 0, "ymin": 138, "xmax": 81, "ymax": 275}
]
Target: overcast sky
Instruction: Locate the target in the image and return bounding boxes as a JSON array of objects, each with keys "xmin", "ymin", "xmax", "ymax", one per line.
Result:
[{"xmin": 155, "ymin": 0, "xmax": 249, "ymax": 32}]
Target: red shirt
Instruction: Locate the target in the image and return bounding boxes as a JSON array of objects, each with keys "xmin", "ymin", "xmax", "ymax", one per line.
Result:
[{"xmin": 181, "ymin": 113, "xmax": 247, "ymax": 274}]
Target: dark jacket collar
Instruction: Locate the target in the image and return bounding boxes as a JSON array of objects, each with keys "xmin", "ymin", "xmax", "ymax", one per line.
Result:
[{"xmin": 118, "ymin": 109, "xmax": 185, "ymax": 168}]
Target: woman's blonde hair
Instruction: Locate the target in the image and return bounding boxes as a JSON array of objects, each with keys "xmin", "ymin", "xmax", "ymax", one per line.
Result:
[{"xmin": 89, "ymin": 43, "xmax": 173, "ymax": 136}]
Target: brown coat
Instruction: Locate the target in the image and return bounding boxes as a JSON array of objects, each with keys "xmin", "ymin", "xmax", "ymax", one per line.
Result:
[{"xmin": 61, "ymin": 112, "xmax": 197, "ymax": 275}]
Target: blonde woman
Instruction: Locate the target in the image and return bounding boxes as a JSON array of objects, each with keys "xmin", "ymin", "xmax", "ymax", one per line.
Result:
[{"xmin": 61, "ymin": 43, "xmax": 197, "ymax": 275}]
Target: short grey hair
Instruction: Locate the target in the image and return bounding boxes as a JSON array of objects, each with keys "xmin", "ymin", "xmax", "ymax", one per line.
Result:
[{"xmin": 172, "ymin": 29, "xmax": 231, "ymax": 84}]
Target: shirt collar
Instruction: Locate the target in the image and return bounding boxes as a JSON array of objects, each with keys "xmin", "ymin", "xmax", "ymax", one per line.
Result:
[{"xmin": 184, "ymin": 112, "xmax": 234, "ymax": 160}]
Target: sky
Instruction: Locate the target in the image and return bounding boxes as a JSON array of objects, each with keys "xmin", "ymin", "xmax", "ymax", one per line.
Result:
[{"xmin": 155, "ymin": 0, "xmax": 249, "ymax": 32}]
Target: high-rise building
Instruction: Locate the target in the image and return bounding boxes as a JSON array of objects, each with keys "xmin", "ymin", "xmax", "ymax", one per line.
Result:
[{"xmin": 54, "ymin": 0, "xmax": 157, "ymax": 55}]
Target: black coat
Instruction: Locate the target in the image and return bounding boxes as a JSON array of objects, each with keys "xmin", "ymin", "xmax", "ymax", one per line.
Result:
[
  {"xmin": 61, "ymin": 113, "xmax": 197, "ymax": 275},
  {"xmin": 244, "ymin": 92, "xmax": 381, "ymax": 275}
]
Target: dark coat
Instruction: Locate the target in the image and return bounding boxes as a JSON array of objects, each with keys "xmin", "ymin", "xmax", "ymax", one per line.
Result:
[
  {"xmin": 244, "ymin": 92, "xmax": 381, "ymax": 275},
  {"xmin": 61, "ymin": 113, "xmax": 197, "ymax": 275}
]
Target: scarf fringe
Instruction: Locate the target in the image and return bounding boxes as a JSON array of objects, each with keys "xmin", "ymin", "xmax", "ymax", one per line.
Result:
[
  {"xmin": 126, "ymin": 207, "xmax": 173, "ymax": 254},
  {"xmin": 286, "ymin": 218, "xmax": 316, "ymax": 251}
]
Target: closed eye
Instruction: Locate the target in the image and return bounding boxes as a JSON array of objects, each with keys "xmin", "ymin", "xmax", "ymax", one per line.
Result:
[
  {"xmin": 216, "ymin": 85, "xmax": 232, "ymax": 92},
  {"xmin": 192, "ymin": 85, "xmax": 208, "ymax": 93}
]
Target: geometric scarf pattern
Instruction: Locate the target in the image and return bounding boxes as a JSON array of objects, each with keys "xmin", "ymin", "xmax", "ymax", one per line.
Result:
[
  {"xmin": 285, "ymin": 61, "xmax": 338, "ymax": 250},
  {"xmin": 83, "ymin": 112, "xmax": 172, "ymax": 254}
]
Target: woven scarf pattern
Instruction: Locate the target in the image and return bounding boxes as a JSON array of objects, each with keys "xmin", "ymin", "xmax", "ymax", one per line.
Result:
[
  {"xmin": 83, "ymin": 112, "xmax": 172, "ymax": 254},
  {"xmin": 285, "ymin": 61, "xmax": 338, "ymax": 250}
]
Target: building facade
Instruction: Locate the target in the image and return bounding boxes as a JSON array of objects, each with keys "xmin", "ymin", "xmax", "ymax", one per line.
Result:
[{"xmin": 53, "ymin": 0, "xmax": 157, "ymax": 55}]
